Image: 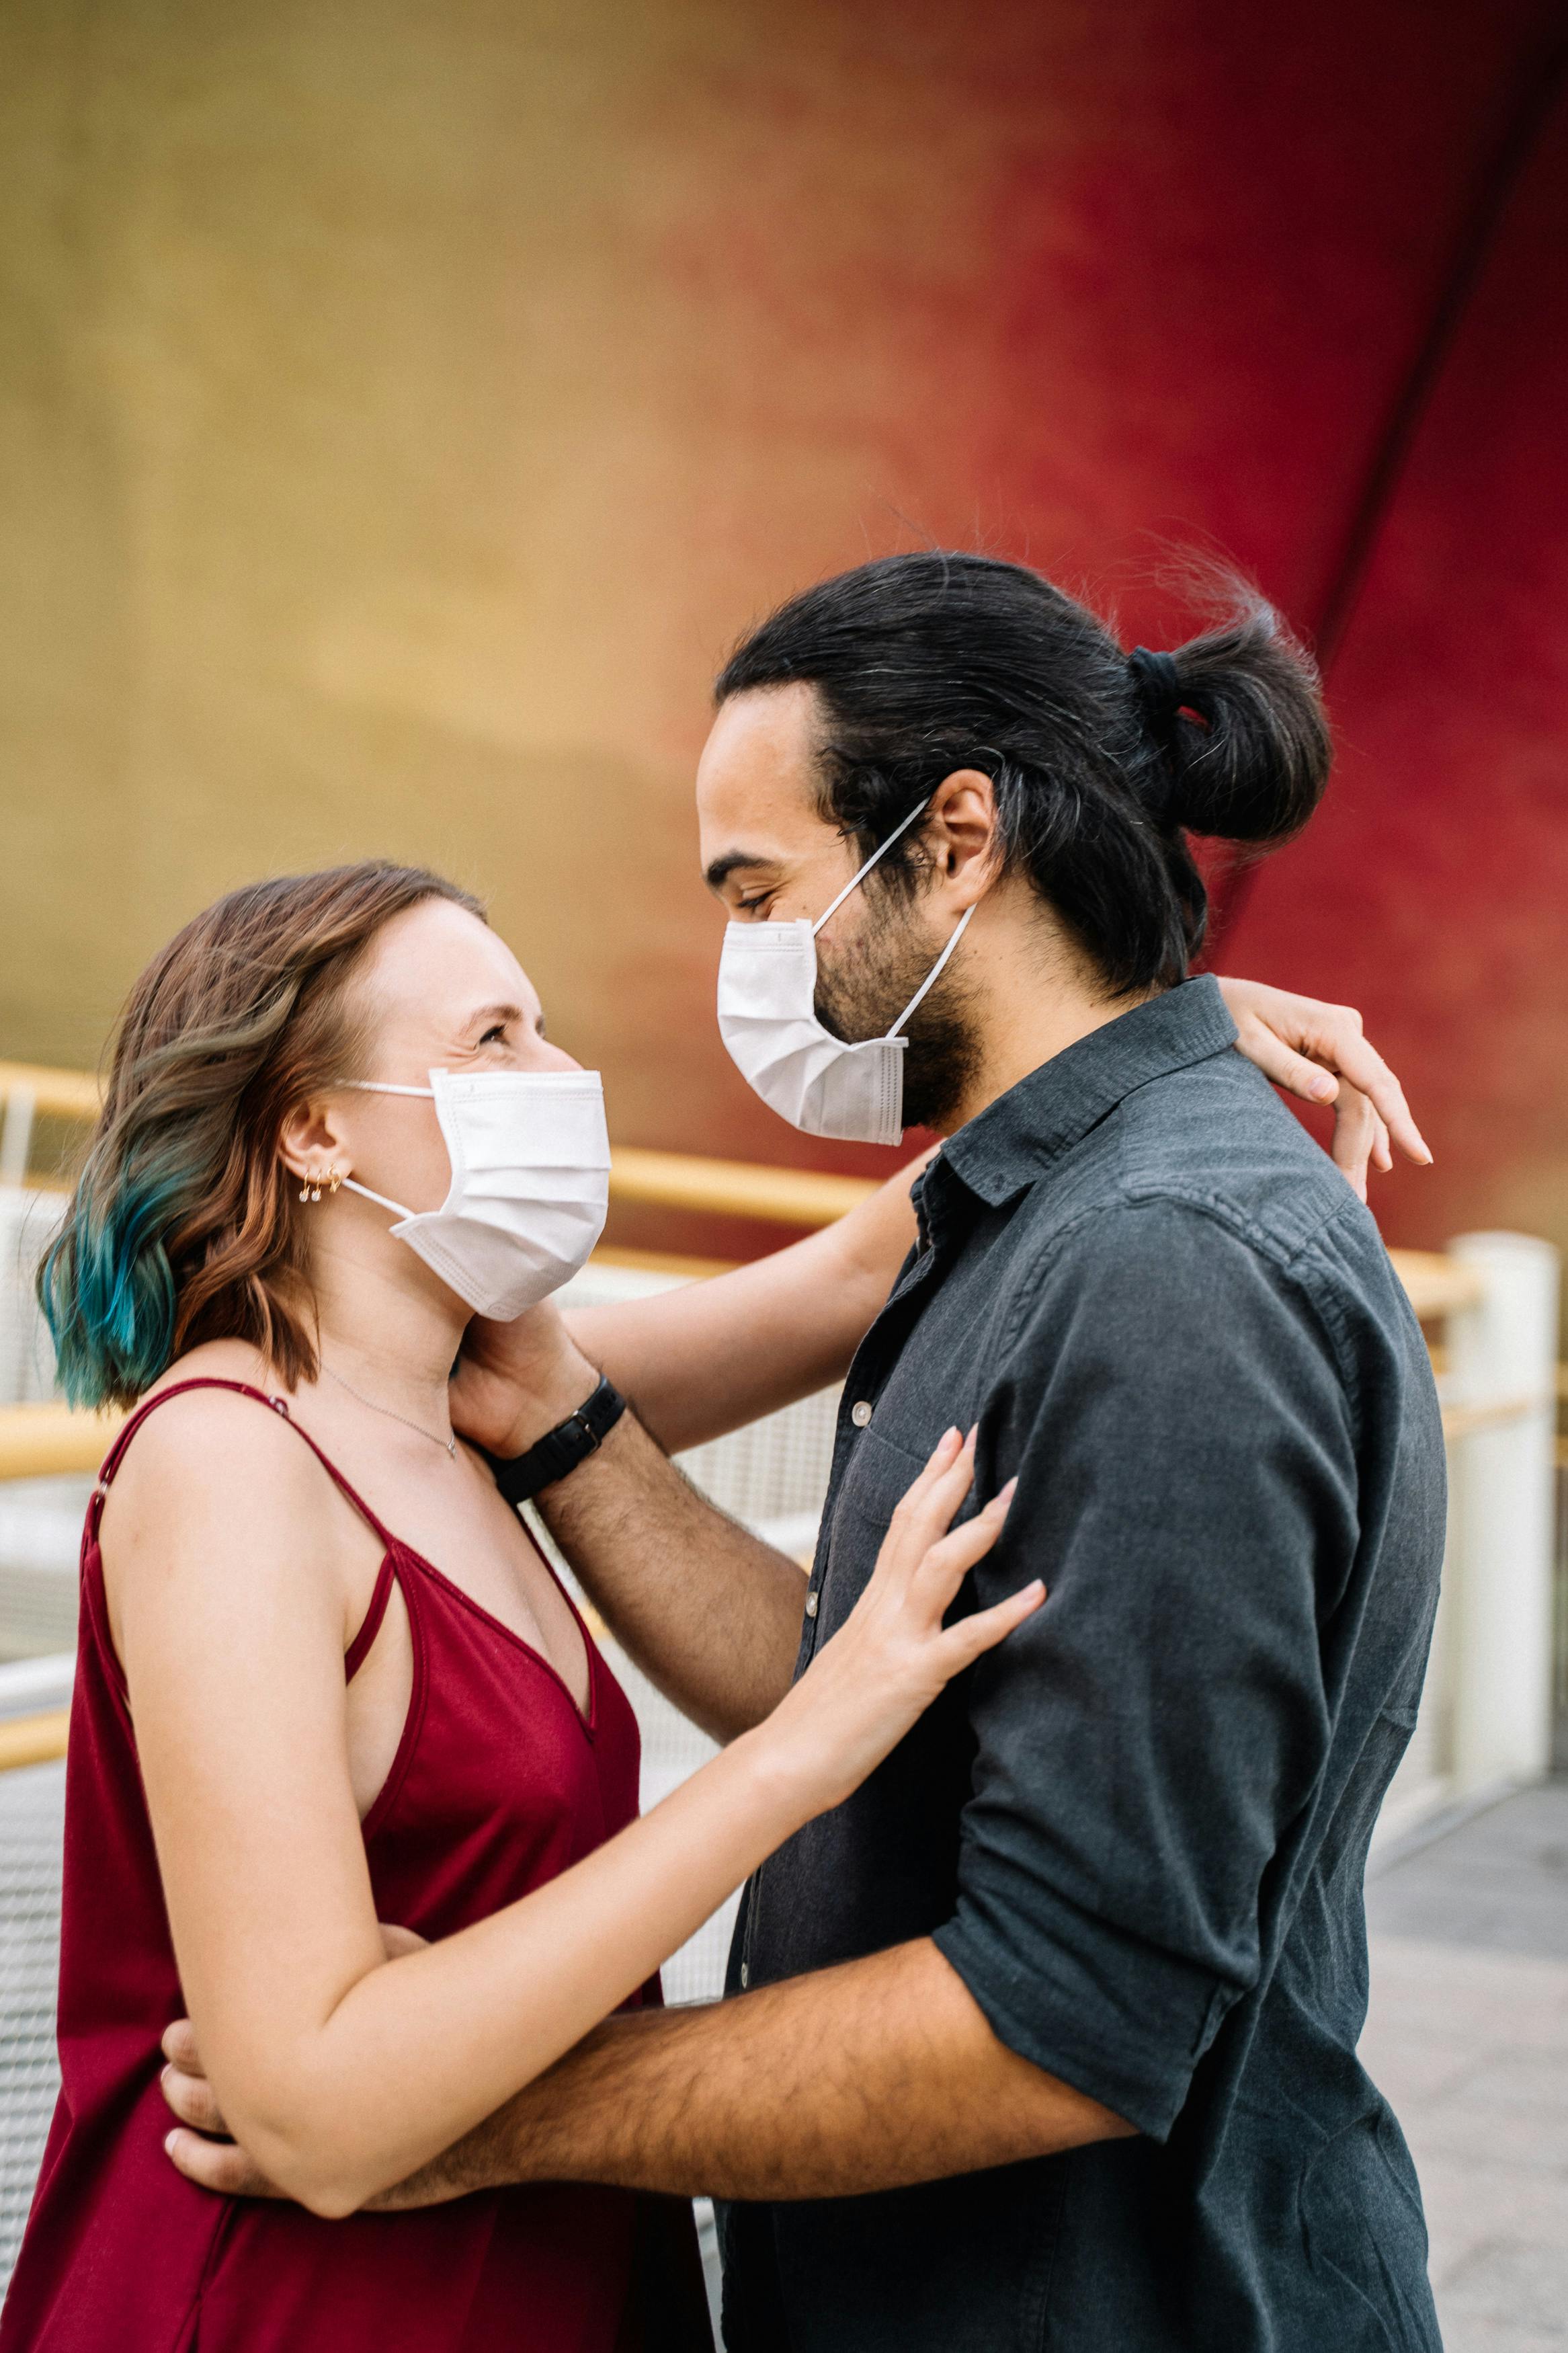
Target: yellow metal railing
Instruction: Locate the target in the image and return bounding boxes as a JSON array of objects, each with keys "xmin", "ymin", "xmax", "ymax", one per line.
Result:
[
  {"xmin": 0, "ymin": 1059, "xmax": 1493, "ymax": 1286},
  {"xmin": 0, "ymin": 1710, "xmax": 71, "ymax": 1772},
  {"xmin": 0, "ymin": 1058, "xmax": 1505, "ymax": 1482},
  {"xmin": 0, "ymin": 1257, "xmax": 1499, "ymax": 1491},
  {"xmin": 0, "ymin": 1062, "xmax": 103, "ymax": 1122},
  {"xmin": 0, "ymin": 1062, "xmax": 1530, "ymax": 1774},
  {"xmin": 1381, "ymin": 1250, "xmax": 1483, "ymax": 1323},
  {"xmin": 606, "ymin": 1146, "xmax": 870, "ymax": 1230},
  {"xmin": 0, "ymin": 1060, "xmax": 866, "ymax": 1228},
  {"xmin": 0, "ymin": 1403, "xmax": 124, "ymax": 1482}
]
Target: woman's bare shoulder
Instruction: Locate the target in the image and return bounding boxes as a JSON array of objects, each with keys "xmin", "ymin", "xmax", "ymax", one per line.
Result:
[
  {"xmin": 136, "ymin": 1335, "xmax": 279, "ymax": 1408},
  {"xmin": 107, "ymin": 1341, "xmax": 321, "ymax": 1530}
]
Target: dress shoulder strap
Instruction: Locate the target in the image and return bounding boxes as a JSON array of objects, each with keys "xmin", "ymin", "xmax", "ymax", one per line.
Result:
[{"xmin": 95, "ymin": 1377, "xmax": 398, "ymax": 1551}]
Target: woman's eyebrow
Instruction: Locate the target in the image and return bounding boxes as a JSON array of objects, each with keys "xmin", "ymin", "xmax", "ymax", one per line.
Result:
[{"xmin": 462, "ymin": 1000, "xmax": 526, "ymax": 1032}]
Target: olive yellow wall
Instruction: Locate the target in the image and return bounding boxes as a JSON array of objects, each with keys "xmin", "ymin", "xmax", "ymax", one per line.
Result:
[
  {"xmin": 1, "ymin": 0, "xmax": 1563, "ymax": 1255},
  {"xmin": 1, "ymin": 0, "xmax": 757, "ymax": 1146},
  {"xmin": 3, "ymin": 0, "xmax": 1137, "ymax": 1179}
]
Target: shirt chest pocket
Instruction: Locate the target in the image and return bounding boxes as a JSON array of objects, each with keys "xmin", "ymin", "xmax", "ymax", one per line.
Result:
[{"xmin": 815, "ymin": 1423, "xmax": 976, "ymax": 1642}]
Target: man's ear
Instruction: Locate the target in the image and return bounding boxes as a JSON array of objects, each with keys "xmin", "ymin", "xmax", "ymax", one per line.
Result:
[
  {"xmin": 925, "ymin": 770, "xmax": 1003, "ymax": 904},
  {"xmin": 278, "ymin": 1099, "xmax": 352, "ymax": 1185}
]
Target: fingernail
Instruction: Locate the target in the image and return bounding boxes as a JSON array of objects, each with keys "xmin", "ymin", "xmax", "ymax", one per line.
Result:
[
  {"xmin": 999, "ymin": 1477, "xmax": 1019, "ymax": 1503},
  {"xmin": 165, "ymin": 2131, "xmax": 179, "ymax": 2155},
  {"xmin": 1311, "ymin": 1073, "xmax": 1335, "ymax": 1101}
]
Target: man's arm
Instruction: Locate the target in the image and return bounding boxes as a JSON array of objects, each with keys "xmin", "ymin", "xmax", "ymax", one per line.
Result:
[
  {"xmin": 456, "ymin": 1279, "xmax": 815, "ymax": 1737},
  {"xmin": 167, "ymin": 1936, "xmax": 1132, "ymax": 2206},
  {"xmin": 538, "ymin": 1396, "xmax": 809, "ymax": 1742}
]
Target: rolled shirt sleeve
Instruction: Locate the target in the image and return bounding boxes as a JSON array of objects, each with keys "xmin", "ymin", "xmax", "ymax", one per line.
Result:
[{"xmin": 932, "ymin": 1196, "xmax": 1357, "ymax": 2140}]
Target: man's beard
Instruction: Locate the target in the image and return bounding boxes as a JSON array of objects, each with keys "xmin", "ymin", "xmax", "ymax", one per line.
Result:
[{"xmin": 813, "ymin": 893, "xmax": 981, "ymax": 1133}]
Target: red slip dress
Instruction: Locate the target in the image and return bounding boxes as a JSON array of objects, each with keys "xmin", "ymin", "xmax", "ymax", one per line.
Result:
[{"xmin": 0, "ymin": 1379, "xmax": 708, "ymax": 2353}]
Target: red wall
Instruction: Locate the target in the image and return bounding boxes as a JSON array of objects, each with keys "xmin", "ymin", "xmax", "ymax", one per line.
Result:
[
  {"xmin": 610, "ymin": 0, "xmax": 1567, "ymax": 1267},
  {"xmin": 1222, "ymin": 47, "xmax": 1568, "ymax": 1253}
]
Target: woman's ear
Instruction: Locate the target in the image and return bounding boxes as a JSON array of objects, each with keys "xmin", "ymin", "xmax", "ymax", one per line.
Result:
[{"xmin": 278, "ymin": 1099, "xmax": 352, "ymax": 1185}]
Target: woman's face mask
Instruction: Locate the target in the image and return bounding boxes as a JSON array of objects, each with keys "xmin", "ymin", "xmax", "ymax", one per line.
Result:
[
  {"xmin": 341, "ymin": 1068, "xmax": 610, "ymax": 1320},
  {"xmin": 716, "ymin": 799, "xmax": 976, "ymax": 1146}
]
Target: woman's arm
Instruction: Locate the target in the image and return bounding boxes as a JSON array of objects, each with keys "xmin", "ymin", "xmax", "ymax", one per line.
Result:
[{"xmin": 113, "ymin": 1394, "xmax": 1032, "ymax": 2219}]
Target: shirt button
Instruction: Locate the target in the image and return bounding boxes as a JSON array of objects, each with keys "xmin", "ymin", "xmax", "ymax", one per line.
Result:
[
  {"xmin": 804, "ymin": 1591, "xmax": 819, "ymax": 1618},
  {"xmin": 850, "ymin": 1400, "xmax": 873, "ymax": 1427},
  {"xmin": 740, "ymin": 1963, "xmax": 750, "ymax": 1989}
]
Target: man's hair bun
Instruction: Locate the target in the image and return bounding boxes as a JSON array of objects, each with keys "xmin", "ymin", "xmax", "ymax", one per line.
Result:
[{"xmin": 1144, "ymin": 600, "xmax": 1331, "ymax": 846}]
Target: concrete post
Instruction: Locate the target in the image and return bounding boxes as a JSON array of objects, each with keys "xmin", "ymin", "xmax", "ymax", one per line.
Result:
[{"xmin": 1446, "ymin": 1232, "xmax": 1560, "ymax": 1794}]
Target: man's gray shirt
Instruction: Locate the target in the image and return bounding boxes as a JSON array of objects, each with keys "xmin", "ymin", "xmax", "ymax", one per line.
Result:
[{"xmin": 719, "ymin": 977, "xmax": 1446, "ymax": 2353}]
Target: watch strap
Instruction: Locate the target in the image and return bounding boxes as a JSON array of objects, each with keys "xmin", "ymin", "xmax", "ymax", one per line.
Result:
[{"xmin": 485, "ymin": 1374, "xmax": 628, "ymax": 1506}]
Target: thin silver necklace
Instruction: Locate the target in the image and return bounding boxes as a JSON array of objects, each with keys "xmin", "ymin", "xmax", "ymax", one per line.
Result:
[{"xmin": 321, "ymin": 1361, "xmax": 457, "ymax": 1459}]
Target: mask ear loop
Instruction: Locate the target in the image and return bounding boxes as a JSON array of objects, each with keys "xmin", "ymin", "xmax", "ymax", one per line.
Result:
[
  {"xmin": 885, "ymin": 902, "xmax": 977, "ymax": 1039},
  {"xmin": 334, "ymin": 1076, "xmax": 439, "ymax": 1216},
  {"xmin": 803, "ymin": 796, "xmax": 979, "ymax": 1039},
  {"xmin": 338, "ymin": 1176, "xmax": 415, "ymax": 1218},
  {"xmin": 810, "ymin": 797, "xmax": 933, "ymax": 938}
]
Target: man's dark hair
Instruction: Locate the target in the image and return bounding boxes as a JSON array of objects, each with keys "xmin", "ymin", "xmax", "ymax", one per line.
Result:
[{"xmin": 715, "ymin": 551, "xmax": 1331, "ymax": 993}]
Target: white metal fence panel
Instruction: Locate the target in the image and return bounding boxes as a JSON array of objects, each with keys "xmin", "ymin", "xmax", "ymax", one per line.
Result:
[
  {"xmin": 0, "ymin": 1763, "xmax": 65, "ymax": 2282},
  {"xmin": 0, "ymin": 1191, "xmax": 58, "ymax": 1408}
]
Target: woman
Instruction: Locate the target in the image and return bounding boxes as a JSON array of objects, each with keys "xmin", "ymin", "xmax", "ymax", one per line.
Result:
[
  {"xmin": 8, "ymin": 854, "xmax": 1413, "ymax": 2352},
  {"xmin": 0, "ymin": 865, "xmax": 1039, "ymax": 2353}
]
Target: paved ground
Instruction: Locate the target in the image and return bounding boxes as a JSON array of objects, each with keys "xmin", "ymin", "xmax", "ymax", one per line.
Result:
[{"xmin": 1364, "ymin": 1780, "xmax": 1568, "ymax": 2352}]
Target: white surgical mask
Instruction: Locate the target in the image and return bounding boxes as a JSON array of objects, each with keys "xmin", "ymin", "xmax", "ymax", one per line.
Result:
[
  {"xmin": 341, "ymin": 1068, "xmax": 610, "ymax": 1319},
  {"xmin": 716, "ymin": 800, "xmax": 976, "ymax": 1146}
]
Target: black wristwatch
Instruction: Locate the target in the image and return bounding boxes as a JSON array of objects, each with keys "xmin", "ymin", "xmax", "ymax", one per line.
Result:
[{"xmin": 483, "ymin": 1375, "xmax": 628, "ymax": 1506}]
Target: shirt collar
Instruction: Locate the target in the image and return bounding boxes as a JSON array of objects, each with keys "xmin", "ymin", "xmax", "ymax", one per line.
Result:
[{"xmin": 936, "ymin": 975, "xmax": 1239, "ymax": 1209}]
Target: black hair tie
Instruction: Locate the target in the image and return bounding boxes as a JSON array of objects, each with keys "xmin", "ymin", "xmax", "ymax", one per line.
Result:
[
  {"xmin": 1126, "ymin": 645, "xmax": 1186, "ymax": 824},
  {"xmin": 1127, "ymin": 645, "xmax": 1182, "ymax": 733}
]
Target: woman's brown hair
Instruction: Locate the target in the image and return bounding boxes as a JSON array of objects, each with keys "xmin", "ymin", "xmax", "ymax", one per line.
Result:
[{"xmin": 40, "ymin": 861, "xmax": 484, "ymax": 1409}]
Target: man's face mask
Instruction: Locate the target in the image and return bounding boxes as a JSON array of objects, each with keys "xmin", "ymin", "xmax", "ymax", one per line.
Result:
[
  {"xmin": 716, "ymin": 799, "xmax": 976, "ymax": 1146},
  {"xmin": 341, "ymin": 1068, "xmax": 610, "ymax": 1319}
]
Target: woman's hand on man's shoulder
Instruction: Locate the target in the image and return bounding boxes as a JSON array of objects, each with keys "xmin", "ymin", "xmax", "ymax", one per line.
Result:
[{"xmin": 1214, "ymin": 975, "xmax": 1431, "ymax": 1201}]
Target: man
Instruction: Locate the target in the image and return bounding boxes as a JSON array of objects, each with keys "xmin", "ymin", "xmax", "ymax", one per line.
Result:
[{"xmin": 166, "ymin": 555, "xmax": 1444, "ymax": 2350}]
